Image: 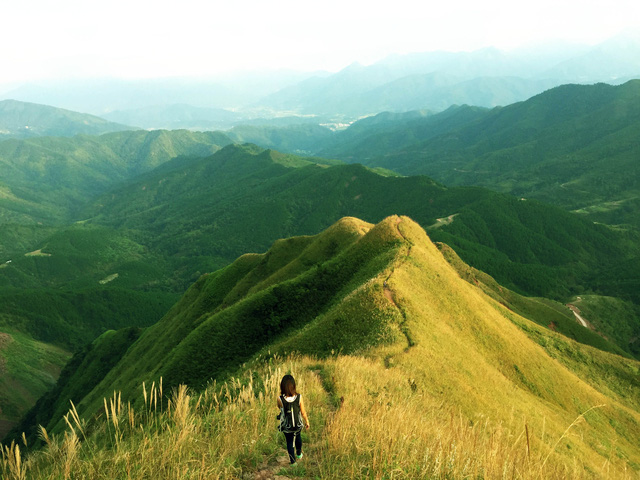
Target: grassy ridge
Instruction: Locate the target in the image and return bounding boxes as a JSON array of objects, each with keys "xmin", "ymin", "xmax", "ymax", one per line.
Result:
[
  {"xmin": 2, "ymin": 216, "xmax": 639, "ymax": 479},
  {"xmin": 85, "ymin": 144, "xmax": 640, "ymax": 302},
  {"xmin": 437, "ymin": 243, "xmax": 631, "ymax": 357},
  {"xmin": 68, "ymin": 217, "xmax": 404, "ymax": 419}
]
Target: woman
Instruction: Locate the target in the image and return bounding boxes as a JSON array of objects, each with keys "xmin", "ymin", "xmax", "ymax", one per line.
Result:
[{"xmin": 277, "ymin": 374, "xmax": 310, "ymax": 464}]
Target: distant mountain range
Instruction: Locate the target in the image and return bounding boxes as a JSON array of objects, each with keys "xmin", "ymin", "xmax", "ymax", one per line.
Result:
[
  {"xmin": 1, "ymin": 32, "xmax": 639, "ymax": 128},
  {"xmin": 257, "ymin": 32, "xmax": 640, "ymax": 117},
  {"xmin": 226, "ymin": 80, "xmax": 640, "ymax": 229},
  {"xmin": 0, "ymin": 99, "xmax": 132, "ymax": 139}
]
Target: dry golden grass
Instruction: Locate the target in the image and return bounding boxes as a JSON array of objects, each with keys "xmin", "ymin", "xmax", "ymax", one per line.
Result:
[{"xmin": 1, "ymin": 353, "xmax": 638, "ymax": 479}]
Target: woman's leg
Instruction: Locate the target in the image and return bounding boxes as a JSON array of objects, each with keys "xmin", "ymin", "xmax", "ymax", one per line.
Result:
[
  {"xmin": 283, "ymin": 432, "xmax": 296, "ymax": 464},
  {"xmin": 295, "ymin": 430, "xmax": 302, "ymax": 456}
]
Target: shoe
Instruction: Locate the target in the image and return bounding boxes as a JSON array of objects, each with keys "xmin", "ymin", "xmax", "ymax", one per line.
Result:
[{"xmin": 296, "ymin": 453, "xmax": 303, "ymax": 460}]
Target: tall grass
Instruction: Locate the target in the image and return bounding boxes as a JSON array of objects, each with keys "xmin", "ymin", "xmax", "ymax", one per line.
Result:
[
  {"xmin": 1, "ymin": 355, "xmax": 637, "ymax": 479},
  {"xmin": 1, "ymin": 357, "xmax": 328, "ymax": 479},
  {"xmin": 311, "ymin": 356, "xmax": 635, "ymax": 480}
]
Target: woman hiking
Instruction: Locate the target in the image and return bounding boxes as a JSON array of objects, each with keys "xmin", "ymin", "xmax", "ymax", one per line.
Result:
[{"xmin": 277, "ymin": 374, "xmax": 310, "ymax": 464}]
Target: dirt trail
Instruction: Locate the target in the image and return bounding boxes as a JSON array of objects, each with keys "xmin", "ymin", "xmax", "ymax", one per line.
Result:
[
  {"xmin": 381, "ymin": 217, "xmax": 414, "ymax": 349},
  {"xmin": 253, "ymin": 368, "xmax": 340, "ymax": 480},
  {"xmin": 252, "ymin": 455, "xmax": 293, "ymax": 480}
]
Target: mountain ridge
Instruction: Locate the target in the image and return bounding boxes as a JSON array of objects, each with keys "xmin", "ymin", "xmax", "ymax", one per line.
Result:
[
  {"xmin": 0, "ymin": 99, "xmax": 133, "ymax": 139},
  {"xmin": 6, "ymin": 215, "xmax": 639, "ymax": 478}
]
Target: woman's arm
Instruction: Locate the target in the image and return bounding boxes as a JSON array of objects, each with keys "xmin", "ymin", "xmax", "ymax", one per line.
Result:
[
  {"xmin": 299, "ymin": 396, "xmax": 310, "ymax": 429},
  {"xmin": 277, "ymin": 396, "xmax": 283, "ymax": 408}
]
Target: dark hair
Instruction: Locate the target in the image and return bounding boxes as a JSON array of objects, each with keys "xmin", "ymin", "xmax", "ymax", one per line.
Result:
[{"xmin": 280, "ymin": 374, "xmax": 297, "ymax": 396}]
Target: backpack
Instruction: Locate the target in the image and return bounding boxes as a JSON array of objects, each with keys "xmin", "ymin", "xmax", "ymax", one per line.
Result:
[{"xmin": 278, "ymin": 394, "xmax": 304, "ymax": 432}]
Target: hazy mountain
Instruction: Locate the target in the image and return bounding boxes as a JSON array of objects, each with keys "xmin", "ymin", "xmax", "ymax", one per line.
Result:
[
  {"xmin": 0, "ymin": 99, "xmax": 133, "ymax": 139},
  {"xmin": 0, "ymin": 71, "xmax": 325, "ymax": 116},
  {"xmin": 256, "ymin": 34, "xmax": 640, "ymax": 117},
  {"xmin": 102, "ymin": 104, "xmax": 244, "ymax": 130},
  {"xmin": 227, "ymin": 124, "xmax": 334, "ymax": 154},
  {"xmin": 543, "ymin": 30, "xmax": 640, "ymax": 81},
  {"xmin": 3, "ymin": 35, "xmax": 638, "ymax": 123},
  {"xmin": 339, "ymin": 74, "xmax": 559, "ymax": 114},
  {"xmin": 7, "ymin": 216, "xmax": 639, "ymax": 477}
]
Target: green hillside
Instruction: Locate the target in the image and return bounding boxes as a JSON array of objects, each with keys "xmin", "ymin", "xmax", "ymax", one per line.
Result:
[
  {"xmin": 5, "ymin": 327, "xmax": 141, "ymax": 445},
  {"xmin": 565, "ymin": 294, "xmax": 640, "ymax": 358},
  {"xmin": 4, "ymin": 216, "xmax": 639, "ymax": 479},
  {"xmin": 0, "ymin": 99, "xmax": 132, "ymax": 140},
  {"xmin": 0, "ymin": 129, "xmax": 232, "ymax": 223},
  {"xmin": 84, "ymin": 144, "xmax": 640, "ymax": 306},
  {"xmin": 227, "ymin": 123, "xmax": 334, "ymax": 154},
  {"xmin": 1, "ymin": 138, "xmax": 638, "ymax": 453},
  {"xmin": 0, "ymin": 330, "xmax": 70, "ymax": 441},
  {"xmin": 325, "ymin": 80, "xmax": 640, "ymax": 227}
]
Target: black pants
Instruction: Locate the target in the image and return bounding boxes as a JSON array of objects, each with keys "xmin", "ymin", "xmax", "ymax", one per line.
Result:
[{"xmin": 283, "ymin": 430, "xmax": 302, "ymax": 464}]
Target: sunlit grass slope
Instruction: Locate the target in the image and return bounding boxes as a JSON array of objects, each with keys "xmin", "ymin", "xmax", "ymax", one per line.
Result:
[
  {"xmin": 67, "ymin": 217, "xmax": 404, "ymax": 420},
  {"xmin": 4, "ymin": 216, "xmax": 639, "ymax": 479}
]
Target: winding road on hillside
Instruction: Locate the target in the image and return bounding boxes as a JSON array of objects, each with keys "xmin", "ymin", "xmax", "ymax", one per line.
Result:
[{"xmin": 566, "ymin": 302, "xmax": 590, "ymax": 328}]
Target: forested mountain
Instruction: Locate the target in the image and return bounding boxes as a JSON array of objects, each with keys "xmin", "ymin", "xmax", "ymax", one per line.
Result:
[
  {"xmin": 76, "ymin": 144, "xmax": 639, "ymax": 303},
  {"xmin": 7, "ymin": 217, "xmax": 639, "ymax": 478},
  {"xmin": 0, "ymin": 100, "xmax": 132, "ymax": 140},
  {"xmin": 299, "ymin": 80, "xmax": 640, "ymax": 227},
  {"xmin": 0, "ymin": 129, "xmax": 232, "ymax": 223}
]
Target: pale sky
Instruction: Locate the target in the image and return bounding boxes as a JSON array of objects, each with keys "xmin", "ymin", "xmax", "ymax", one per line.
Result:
[{"xmin": 2, "ymin": 0, "xmax": 639, "ymax": 84}]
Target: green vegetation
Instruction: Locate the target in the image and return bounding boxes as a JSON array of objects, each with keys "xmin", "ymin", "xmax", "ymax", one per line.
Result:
[
  {"xmin": 437, "ymin": 243, "xmax": 631, "ymax": 357},
  {"xmin": 3, "ymin": 216, "xmax": 639, "ymax": 479},
  {"xmin": 567, "ymin": 295, "xmax": 640, "ymax": 358},
  {"xmin": 0, "ymin": 330, "xmax": 70, "ymax": 440},
  {"xmin": 0, "ymin": 288, "xmax": 177, "ymax": 350},
  {"xmin": 4, "ymin": 327, "xmax": 142, "ymax": 447},
  {"xmin": 1, "ymin": 82, "xmax": 640, "ymax": 465},
  {"xmin": 0, "ymin": 99, "xmax": 132, "ymax": 140},
  {"xmin": 80, "ymin": 144, "xmax": 640, "ymax": 302},
  {"xmin": 321, "ymin": 80, "xmax": 640, "ymax": 228},
  {"xmin": 0, "ymin": 129, "xmax": 232, "ymax": 223}
]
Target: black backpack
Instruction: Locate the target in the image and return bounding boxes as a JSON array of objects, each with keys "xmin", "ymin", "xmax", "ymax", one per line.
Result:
[{"xmin": 278, "ymin": 394, "xmax": 304, "ymax": 432}]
